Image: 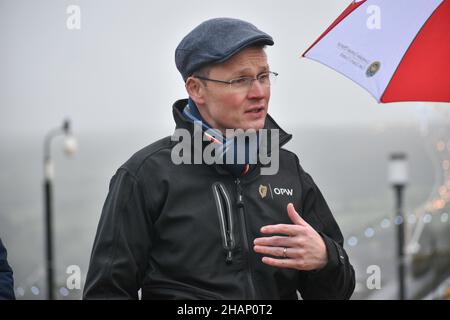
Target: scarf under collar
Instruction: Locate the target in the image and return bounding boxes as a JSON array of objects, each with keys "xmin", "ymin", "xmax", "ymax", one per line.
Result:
[{"xmin": 183, "ymin": 98, "xmax": 260, "ymax": 177}]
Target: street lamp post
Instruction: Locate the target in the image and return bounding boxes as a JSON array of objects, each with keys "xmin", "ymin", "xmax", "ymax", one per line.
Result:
[
  {"xmin": 388, "ymin": 152, "xmax": 409, "ymax": 300},
  {"xmin": 43, "ymin": 119, "xmax": 77, "ymax": 300}
]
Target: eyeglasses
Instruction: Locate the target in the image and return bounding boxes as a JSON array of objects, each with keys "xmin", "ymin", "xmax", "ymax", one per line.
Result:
[{"xmin": 194, "ymin": 71, "xmax": 278, "ymax": 91}]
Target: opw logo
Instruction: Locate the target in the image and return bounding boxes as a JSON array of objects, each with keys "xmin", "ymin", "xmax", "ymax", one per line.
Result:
[
  {"xmin": 259, "ymin": 185, "xmax": 268, "ymax": 199},
  {"xmin": 274, "ymin": 188, "xmax": 293, "ymax": 196},
  {"xmin": 259, "ymin": 184, "xmax": 293, "ymax": 199}
]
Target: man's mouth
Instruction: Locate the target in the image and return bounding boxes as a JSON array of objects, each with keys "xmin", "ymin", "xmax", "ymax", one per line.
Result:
[{"xmin": 245, "ymin": 106, "xmax": 265, "ymax": 113}]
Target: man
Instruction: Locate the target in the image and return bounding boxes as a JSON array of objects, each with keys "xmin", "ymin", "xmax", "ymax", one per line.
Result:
[
  {"xmin": 0, "ymin": 238, "xmax": 15, "ymax": 300},
  {"xmin": 84, "ymin": 18, "xmax": 355, "ymax": 299}
]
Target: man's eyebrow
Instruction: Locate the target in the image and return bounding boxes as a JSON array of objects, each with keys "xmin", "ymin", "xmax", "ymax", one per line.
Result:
[{"xmin": 230, "ymin": 66, "xmax": 270, "ymax": 77}]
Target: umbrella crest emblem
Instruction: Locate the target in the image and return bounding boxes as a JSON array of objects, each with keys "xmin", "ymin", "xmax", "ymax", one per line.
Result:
[{"xmin": 366, "ymin": 61, "xmax": 381, "ymax": 77}]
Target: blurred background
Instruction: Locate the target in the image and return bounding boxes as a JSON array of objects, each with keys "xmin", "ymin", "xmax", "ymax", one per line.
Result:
[{"xmin": 0, "ymin": 0, "xmax": 449, "ymax": 300}]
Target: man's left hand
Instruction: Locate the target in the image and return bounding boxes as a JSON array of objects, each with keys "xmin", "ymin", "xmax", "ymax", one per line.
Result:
[{"xmin": 253, "ymin": 203, "xmax": 328, "ymax": 271}]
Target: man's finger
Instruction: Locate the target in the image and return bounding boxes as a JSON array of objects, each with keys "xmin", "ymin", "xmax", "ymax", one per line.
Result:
[
  {"xmin": 261, "ymin": 257, "xmax": 298, "ymax": 270},
  {"xmin": 260, "ymin": 224, "xmax": 300, "ymax": 236},
  {"xmin": 253, "ymin": 245, "xmax": 287, "ymax": 258},
  {"xmin": 253, "ymin": 235, "xmax": 295, "ymax": 247},
  {"xmin": 287, "ymin": 203, "xmax": 307, "ymax": 226}
]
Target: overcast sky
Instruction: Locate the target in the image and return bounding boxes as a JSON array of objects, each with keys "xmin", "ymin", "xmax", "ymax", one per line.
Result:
[{"xmin": 0, "ymin": 0, "xmax": 446, "ymax": 138}]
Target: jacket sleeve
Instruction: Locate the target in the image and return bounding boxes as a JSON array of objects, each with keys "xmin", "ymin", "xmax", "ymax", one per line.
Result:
[
  {"xmin": 0, "ymin": 238, "xmax": 15, "ymax": 300},
  {"xmin": 83, "ymin": 168, "xmax": 153, "ymax": 299},
  {"xmin": 295, "ymin": 162, "xmax": 355, "ymax": 300}
]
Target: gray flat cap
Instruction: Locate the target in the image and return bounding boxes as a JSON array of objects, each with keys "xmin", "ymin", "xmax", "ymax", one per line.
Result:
[{"xmin": 175, "ymin": 18, "xmax": 274, "ymax": 82}]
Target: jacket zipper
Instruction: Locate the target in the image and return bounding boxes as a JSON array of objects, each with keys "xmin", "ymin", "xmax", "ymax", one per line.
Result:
[
  {"xmin": 212, "ymin": 182, "xmax": 235, "ymax": 264},
  {"xmin": 235, "ymin": 177, "xmax": 257, "ymax": 299}
]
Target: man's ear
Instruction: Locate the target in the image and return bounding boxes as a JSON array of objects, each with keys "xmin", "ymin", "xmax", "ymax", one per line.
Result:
[{"xmin": 185, "ymin": 77, "xmax": 205, "ymax": 105}]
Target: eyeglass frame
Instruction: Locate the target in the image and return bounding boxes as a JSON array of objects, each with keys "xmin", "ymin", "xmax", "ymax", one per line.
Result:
[{"xmin": 192, "ymin": 71, "xmax": 278, "ymax": 90}]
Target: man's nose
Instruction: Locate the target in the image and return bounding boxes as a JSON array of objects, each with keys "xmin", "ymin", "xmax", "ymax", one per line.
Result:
[{"xmin": 247, "ymin": 79, "xmax": 267, "ymax": 99}]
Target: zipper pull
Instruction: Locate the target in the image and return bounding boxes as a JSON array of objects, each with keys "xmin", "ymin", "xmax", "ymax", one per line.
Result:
[
  {"xmin": 235, "ymin": 178, "xmax": 244, "ymax": 207},
  {"xmin": 225, "ymin": 232, "xmax": 233, "ymax": 264},
  {"xmin": 226, "ymin": 250, "xmax": 233, "ymax": 264}
]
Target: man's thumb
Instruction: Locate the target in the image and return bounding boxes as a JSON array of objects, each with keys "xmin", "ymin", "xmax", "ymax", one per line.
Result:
[{"xmin": 287, "ymin": 203, "xmax": 307, "ymax": 226}]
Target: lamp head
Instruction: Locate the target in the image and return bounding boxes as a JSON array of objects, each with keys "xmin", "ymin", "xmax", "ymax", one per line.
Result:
[{"xmin": 388, "ymin": 152, "xmax": 409, "ymax": 187}]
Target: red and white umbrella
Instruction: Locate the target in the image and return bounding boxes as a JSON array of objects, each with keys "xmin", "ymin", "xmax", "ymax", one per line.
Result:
[{"xmin": 302, "ymin": 0, "xmax": 450, "ymax": 103}]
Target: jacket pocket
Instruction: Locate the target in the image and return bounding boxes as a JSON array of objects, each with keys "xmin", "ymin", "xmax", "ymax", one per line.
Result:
[{"xmin": 212, "ymin": 182, "xmax": 235, "ymax": 264}]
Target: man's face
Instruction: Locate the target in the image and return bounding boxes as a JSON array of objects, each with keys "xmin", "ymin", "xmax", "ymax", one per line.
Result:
[{"xmin": 194, "ymin": 46, "xmax": 270, "ymax": 134}]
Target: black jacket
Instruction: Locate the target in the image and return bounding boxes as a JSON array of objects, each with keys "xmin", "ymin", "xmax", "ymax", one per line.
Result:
[
  {"xmin": 84, "ymin": 99, "xmax": 355, "ymax": 300},
  {"xmin": 0, "ymin": 238, "xmax": 15, "ymax": 300}
]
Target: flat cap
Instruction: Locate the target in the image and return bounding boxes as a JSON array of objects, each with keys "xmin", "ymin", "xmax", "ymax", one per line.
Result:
[{"xmin": 175, "ymin": 18, "xmax": 274, "ymax": 82}]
